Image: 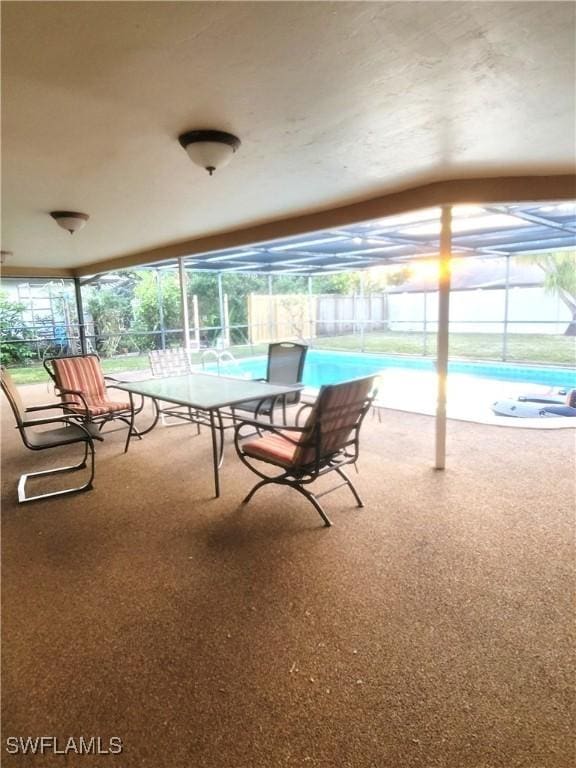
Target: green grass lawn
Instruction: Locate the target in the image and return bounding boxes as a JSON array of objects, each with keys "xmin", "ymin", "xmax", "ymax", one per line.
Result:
[
  {"xmin": 314, "ymin": 331, "xmax": 576, "ymax": 366},
  {"xmin": 5, "ymin": 344, "xmax": 271, "ymax": 385},
  {"xmin": 5, "ymin": 333, "xmax": 574, "ymax": 385}
]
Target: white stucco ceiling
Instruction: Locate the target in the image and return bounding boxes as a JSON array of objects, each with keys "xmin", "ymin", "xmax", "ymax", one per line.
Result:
[{"xmin": 1, "ymin": 1, "xmax": 575, "ymax": 270}]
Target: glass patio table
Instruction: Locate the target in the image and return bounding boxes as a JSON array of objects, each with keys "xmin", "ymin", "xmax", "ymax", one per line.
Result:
[{"xmin": 114, "ymin": 373, "xmax": 302, "ymax": 498}]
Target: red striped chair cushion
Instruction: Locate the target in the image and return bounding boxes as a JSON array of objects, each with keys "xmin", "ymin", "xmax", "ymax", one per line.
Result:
[
  {"xmin": 242, "ymin": 431, "xmax": 300, "ymax": 467},
  {"xmin": 52, "ymin": 357, "xmax": 130, "ymax": 414},
  {"xmin": 83, "ymin": 400, "xmax": 130, "ymax": 416}
]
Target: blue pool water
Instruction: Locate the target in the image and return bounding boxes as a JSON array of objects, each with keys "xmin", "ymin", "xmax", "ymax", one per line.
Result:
[{"xmin": 216, "ymin": 350, "xmax": 576, "ymax": 390}]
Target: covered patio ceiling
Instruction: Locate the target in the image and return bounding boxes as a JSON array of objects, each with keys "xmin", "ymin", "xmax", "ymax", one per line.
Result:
[
  {"xmin": 2, "ymin": 2, "xmax": 575, "ymax": 275},
  {"xmin": 129, "ymin": 201, "xmax": 575, "ymax": 278}
]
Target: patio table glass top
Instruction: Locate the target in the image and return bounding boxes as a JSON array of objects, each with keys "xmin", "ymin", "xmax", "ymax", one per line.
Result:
[{"xmin": 114, "ymin": 372, "xmax": 302, "ymax": 410}]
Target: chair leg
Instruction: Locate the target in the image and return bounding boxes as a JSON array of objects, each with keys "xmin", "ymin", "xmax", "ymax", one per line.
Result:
[
  {"xmin": 335, "ymin": 466, "xmax": 364, "ymax": 508},
  {"xmin": 242, "ymin": 477, "xmax": 332, "ymax": 527},
  {"xmin": 289, "ymin": 483, "xmax": 333, "ymax": 527},
  {"xmin": 118, "ymin": 415, "xmax": 142, "ymax": 441},
  {"xmin": 242, "ymin": 477, "xmax": 272, "ymax": 505},
  {"xmin": 17, "ymin": 441, "xmax": 95, "ymax": 504}
]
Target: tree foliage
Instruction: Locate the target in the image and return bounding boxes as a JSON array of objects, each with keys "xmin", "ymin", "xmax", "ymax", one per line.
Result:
[
  {"xmin": 0, "ymin": 291, "xmax": 34, "ymax": 365},
  {"xmin": 81, "ymin": 264, "xmax": 423, "ymax": 355},
  {"xmin": 522, "ymin": 251, "xmax": 576, "ymax": 335},
  {"xmin": 85, "ymin": 274, "xmax": 136, "ymax": 356},
  {"xmin": 132, "ymin": 271, "xmax": 182, "ymax": 348}
]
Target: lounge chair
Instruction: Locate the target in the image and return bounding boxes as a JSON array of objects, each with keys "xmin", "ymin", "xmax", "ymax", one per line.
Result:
[{"xmin": 1, "ymin": 367, "xmax": 97, "ymax": 502}]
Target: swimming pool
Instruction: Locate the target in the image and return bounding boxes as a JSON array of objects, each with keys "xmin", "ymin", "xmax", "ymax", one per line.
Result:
[{"xmin": 214, "ymin": 349, "xmax": 576, "ymax": 390}]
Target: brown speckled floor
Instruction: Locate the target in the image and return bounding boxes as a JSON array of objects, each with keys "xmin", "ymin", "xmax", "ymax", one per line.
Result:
[{"xmin": 1, "ymin": 384, "xmax": 575, "ymax": 767}]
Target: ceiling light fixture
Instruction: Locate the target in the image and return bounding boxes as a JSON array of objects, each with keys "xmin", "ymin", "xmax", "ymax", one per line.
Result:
[
  {"xmin": 50, "ymin": 211, "xmax": 89, "ymax": 235},
  {"xmin": 178, "ymin": 130, "xmax": 241, "ymax": 175}
]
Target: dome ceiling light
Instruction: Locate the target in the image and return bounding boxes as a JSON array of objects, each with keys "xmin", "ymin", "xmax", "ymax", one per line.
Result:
[
  {"xmin": 50, "ymin": 211, "xmax": 89, "ymax": 234},
  {"xmin": 178, "ymin": 130, "xmax": 241, "ymax": 175}
]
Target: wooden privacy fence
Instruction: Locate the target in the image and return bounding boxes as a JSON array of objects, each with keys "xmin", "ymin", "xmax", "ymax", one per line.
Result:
[
  {"xmin": 247, "ymin": 294, "xmax": 315, "ymax": 343},
  {"xmin": 247, "ymin": 293, "xmax": 390, "ymax": 343}
]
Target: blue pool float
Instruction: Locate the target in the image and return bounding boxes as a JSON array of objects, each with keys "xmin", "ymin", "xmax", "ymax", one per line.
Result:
[{"xmin": 492, "ymin": 388, "xmax": 576, "ymax": 418}]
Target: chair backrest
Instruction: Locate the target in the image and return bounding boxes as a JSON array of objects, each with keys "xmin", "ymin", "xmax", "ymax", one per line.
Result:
[
  {"xmin": 266, "ymin": 342, "xmax": 308, "ymax": 386},
  {"xmin": 293, "ymin": 375, "xmax": 376, "ymax": 466},
  {"xmin": 149, "ymin": 348, "xmax": 192, "ymax": 377},
  {"xmin": 45, "ymin": 355, "xmax": 107, "ymax": 401},
  {"xmin": 1, "ymin": 367, "xmax": 26, "ymax": 430}
]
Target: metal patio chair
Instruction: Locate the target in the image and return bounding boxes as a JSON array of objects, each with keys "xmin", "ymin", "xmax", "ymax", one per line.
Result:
[
  {"xmin": 43, "ymin": 353, "xmax": 142, "ymax": 452},
  {"xmin": 1, "ymin": 367, "xmax": 97, "ymax": 503},
  {"xmin": 231, "ymin": 342, "xmax": 308, "ymax": 423},
  {"xmin": 234, "ymin": 375, "xmax": 376, "ymax": 527},
  {"xmin": 148, "ymin": 347, "xmax": 201, "ymax": 431},
  {"xmin": 149, "ymin": 347, "xmax": 193, "ymax": 377}
]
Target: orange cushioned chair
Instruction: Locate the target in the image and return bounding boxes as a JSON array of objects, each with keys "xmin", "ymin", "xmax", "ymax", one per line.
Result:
[
  {"xmin": 234, "ymin": 375, "xmax": 376, "ymax": 527},
  {"xmin": 44, "ymin": 354, "xmax": 140, "ymax": 452}
]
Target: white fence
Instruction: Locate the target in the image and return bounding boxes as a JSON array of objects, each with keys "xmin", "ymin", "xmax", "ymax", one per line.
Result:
[
  {"xmin": 386, "ymin": 287, "xmax": 571, "ymax": 335},
  {"xmin": 316, "ymin": 294, "xmax": 388, "ymax": 335}
]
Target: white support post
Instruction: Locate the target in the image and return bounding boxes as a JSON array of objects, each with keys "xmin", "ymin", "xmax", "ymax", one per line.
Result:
[
  {"xmin": 223, "ymin": 294, "xmax": 230, "ymax": 348},
  {"xmin": 156, "ymin": 269, "xmax": 166, "ymax": 350},
  {"xmin": 307, "ymin": 275, "xmax": 314, "ymax": 340},
  {"xmin": 217, "ymin": 273, "xmax": 225, "ymax": 345},
  {"xmin": 502, "ymin": 255, "xmax": 511, "ymax": 361},
  {"xmin": 192, "ymin": 294, "xmax": 200, "ymax": 349},
  {"xmin": 359, "ymin": 271, "xmax": 366, "ymax": 352},
  {"xmin": 423, "ymin": 291, "xmax": 428, "ymax": 355},
  {"xmin": 178, "ymin": 258, "xmax": 191, "ymax": 352},
  {"xmin": 268, "ymin": 274, "xmax": 274, "ymax": 342},
  {"xmin": 435, "ymin": 206, "xmax": 452, "ymax": 470}
]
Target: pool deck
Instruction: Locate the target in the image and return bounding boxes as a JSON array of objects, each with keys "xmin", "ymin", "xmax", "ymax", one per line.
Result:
[
  {"xmin": 89, "ymin": 367, "xmax": 576, "ymax": 430},
  {"xmin": 366, "ymin": 371, "xmax": 575, "ymax": 430}
]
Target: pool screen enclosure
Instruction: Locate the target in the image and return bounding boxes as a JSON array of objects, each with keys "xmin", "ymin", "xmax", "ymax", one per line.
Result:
[{"xmin": 43, "ymin": 200, "xmax": 576, "ymax": 469}]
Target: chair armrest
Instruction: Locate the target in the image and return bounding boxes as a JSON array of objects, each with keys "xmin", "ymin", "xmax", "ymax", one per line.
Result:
[
  {"xmin": 295, "ymin": 402, "xmax": 314, "ymax": 426},
  {"xmin": 54, "ymin": 387, "xmax": 91, "ymax": 419},
  {"xmin": 55, "ymin": 386, "xmax": 83, "ymax": 396},
  {"xmin": 106, "ymin": 382, "xmax": 129, "ymax": 392},
  {"xmin": 22, "ymin": 413, "xmax": 88, "ymax": 428},
  {"xmin": 23, "ymin": 415, "xmax": 96, "ymax": 442},
  {"xmin": 105, "ymin": 380, "xmax": 144, "ymax": 412},
  {"xmin": 234, "ymin": 419, "xmax": 306, "ymax": 446},
  {"xmin": 105, "ymin": 379, "xmax": 132, "ymax": 393},
  {"xmin": 25, "ymin": 402, "xmax": 72, "ymax": 413},
  {"xmin": 234, "ymin": 416, "xmax": 305, "ymax": 432}
]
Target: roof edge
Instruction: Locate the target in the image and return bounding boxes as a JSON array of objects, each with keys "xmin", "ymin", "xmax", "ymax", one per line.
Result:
[{"xmin": 13, "ymin": 173, "xmax": 576, "ymax": 279}]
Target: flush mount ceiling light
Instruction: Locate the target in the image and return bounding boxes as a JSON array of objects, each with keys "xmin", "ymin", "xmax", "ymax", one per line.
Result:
[
  {"xmin": 178, "ymin": 130, "xmax": 241, "ymax": 175},
  {"xmin": 50, "ymin": 211, "xmax": 89, "ymax": 235}
]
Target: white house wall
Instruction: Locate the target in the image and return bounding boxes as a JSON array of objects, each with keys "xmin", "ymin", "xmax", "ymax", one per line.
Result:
[{"xmin": 387, "ymin": 287, "xmax": 571, "ymax": 335}]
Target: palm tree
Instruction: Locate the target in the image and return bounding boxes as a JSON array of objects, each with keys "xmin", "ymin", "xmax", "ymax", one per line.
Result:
[{"xmin": 522, "ymin": 251, "xmax": 576, "ymax": 336}]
